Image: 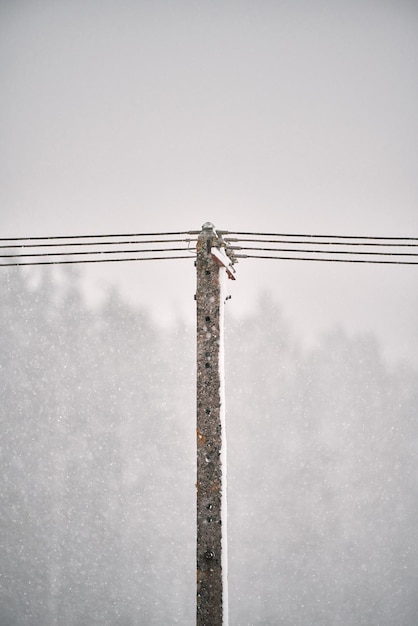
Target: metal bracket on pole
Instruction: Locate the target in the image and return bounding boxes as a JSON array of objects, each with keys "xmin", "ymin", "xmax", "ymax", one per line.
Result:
[{"xmin": 195, "ymin": 222, "xmax": 236, "ymax": 625}]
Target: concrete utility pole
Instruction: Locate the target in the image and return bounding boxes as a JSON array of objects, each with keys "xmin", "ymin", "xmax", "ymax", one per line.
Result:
[{"xmin": 196, "ymin": 222, "xmax": 236, "ymax": 626}]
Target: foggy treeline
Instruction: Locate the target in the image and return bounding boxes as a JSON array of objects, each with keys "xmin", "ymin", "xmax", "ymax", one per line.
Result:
[{"xmin": 1, "ymin": 270, "xmax": 417, "ymax": 625}]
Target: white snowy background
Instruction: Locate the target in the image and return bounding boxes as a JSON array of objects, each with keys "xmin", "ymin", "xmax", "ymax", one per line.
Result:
[
  {"xmin": 1, "ymin": 0, "xmax": 418, "ymax": 364},
  {"xmin": 1, "ymin": 2, "xmax": 418, "ymax": 625}
]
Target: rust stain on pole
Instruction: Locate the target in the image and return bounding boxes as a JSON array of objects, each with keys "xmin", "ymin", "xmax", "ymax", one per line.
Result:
[{"xmin": 196, "ymin": 222, "xmax": 230, "ymax": 626}]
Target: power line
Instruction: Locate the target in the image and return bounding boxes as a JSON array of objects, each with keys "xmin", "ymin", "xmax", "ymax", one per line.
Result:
[
  {"xmin": 0, "ymin": 231, "xmax": 198, "ymax": 266},
  {"xmin": 3, "ymin": 229, "xmax": 417, "ymax": 245},
  {"xmin": 230, "ymin": 246, "xmax": 418, "ymax": 258},
  {"xmin": 0, "ymin": 247, "xmax": 195, "ymax": 260},
  {"xmin": 225, "ymin": 238, "xmax": 418, "ymax": 248},
  {"xmin": 0, "ymin": 230, "xmax": 199, "ymax": 243},
  {"xmin": 0, "ymin": 238, "xmax": 198, "ymax": 250},
  {"xmin": 0, "ymin": 256, "xmax": 194, "ymax": 267},
  {"xmin": 225, "ymin": 232, "xmax": 418, "ymax": 265},
  {"xmin": 223, "ymin": 230, "xmax": 418, "ymax": 242},
  {"xmin": 235, "ymin": 254, "xmax": 418, "ymax": 265},
  {"xmin": 1, "ymin": 227, "xmax": 418, "ymax": 268},
  {"xmin": 4, "ymin": 239, "xmax": 416, "ymax": 263}
]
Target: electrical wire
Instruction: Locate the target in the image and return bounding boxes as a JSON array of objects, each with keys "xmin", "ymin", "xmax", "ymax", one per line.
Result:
[
  {"xmin": 222, "ymin": 230, "xmax": 418, "ymax": 241},
  {"xmin": 235, "ymin": 254, "xmax": 418, "ymax": 265},
  {"xmin": 224, "ymin": 238, "xmax": 418, "ymax": 248},
  {"xmin": 230, "ymin": 246, "xmax": 418, "ymax": 258},
  {"xmin": 0, "ymin": 238, "xmax": 198, "ymax": 250},
  {"xmin": 0, "ymin": 230, "xmax": 199, "ymax": 243},
  {"xmin": 224, "ymin": 231, "xmax": 418, "ymax": 265},
  {"xmin": 0, "ymin": 256, "xmax": 194, "ymax": 267},
  {"xmin": 1, "ymin": 228, "xmax": 418, "ymax": 267},
  {"xmin": 0, "ymin": 231, "xmax": 198, "ymax": 266},
  {"xmin": 0, "ymin": 247, "xmax": 195, "ymax": 260}
]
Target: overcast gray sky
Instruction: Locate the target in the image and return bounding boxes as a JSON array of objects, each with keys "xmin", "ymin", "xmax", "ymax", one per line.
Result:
[{"xmin": 1, "ymin": 0, "xmax": 418, "ymax": 364}]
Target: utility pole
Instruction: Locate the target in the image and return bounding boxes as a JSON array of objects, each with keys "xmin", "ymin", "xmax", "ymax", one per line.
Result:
[{"xmin": 196, "ymin": 222, "xmax": 236, "ymax": 626}]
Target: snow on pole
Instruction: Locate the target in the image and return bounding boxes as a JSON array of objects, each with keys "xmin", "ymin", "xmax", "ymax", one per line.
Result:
[{"xmin": 196, "ymin": 223, "xmax": 235, "ymax": 626}]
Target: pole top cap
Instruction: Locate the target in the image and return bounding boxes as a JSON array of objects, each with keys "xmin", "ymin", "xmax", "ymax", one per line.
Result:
[{"xmin": 201, "ymin": 222, "xmax": 216, "ymax": 232}]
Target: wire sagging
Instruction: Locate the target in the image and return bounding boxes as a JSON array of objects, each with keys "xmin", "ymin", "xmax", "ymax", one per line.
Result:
[
  {"xmin": 1, "ymin": 228, "xmax": 418, "ymax": 267},
  {"xmin": 0, "ymin": 231, "xmax": 198, "ymax": 267},
  {"xmin": 222, "ymin": 230, "xmax": 418, "ymax": 266}
]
